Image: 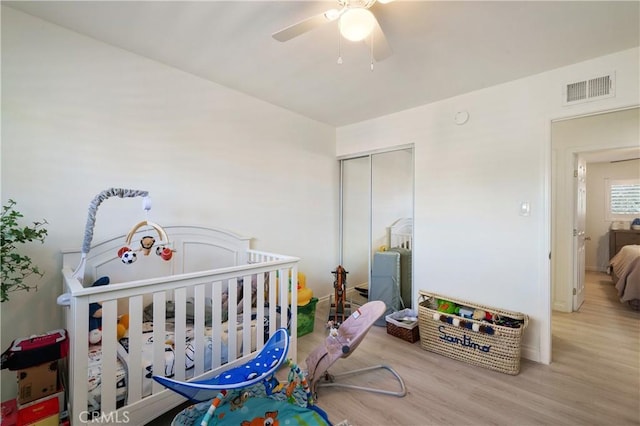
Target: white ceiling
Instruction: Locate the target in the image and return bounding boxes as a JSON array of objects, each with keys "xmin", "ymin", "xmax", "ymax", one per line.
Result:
[{"xmin": 5, "ymin": 1, "xmax": 640, "ymax": 127}]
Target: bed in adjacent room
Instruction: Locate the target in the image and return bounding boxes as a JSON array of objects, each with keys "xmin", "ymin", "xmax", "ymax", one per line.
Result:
[{"xmin": 608, "ymin": 244, "xmax": 640, "ymax": 310}]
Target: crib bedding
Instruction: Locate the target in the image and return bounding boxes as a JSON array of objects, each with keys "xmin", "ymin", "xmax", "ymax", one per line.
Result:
[{"xmin": 87, "ymin": 319, "xmax": 257, "ymax": 413}]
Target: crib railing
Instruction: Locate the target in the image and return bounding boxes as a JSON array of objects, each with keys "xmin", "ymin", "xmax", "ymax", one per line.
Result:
[
  {"xmin": 391, "ymin": 233, "xmax": 412, "ymax": 250},
  {"xmin": 61, "ymin": 250, "xmax": 298, "ymax": 425}
]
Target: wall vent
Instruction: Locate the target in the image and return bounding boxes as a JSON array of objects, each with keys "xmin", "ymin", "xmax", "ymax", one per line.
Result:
[{"xmin": 563, "ymin": 72, "xmax": 615, "ymax": 105}]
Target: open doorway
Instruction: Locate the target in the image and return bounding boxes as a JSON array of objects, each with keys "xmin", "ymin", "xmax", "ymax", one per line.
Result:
[{"xmin": 550, "ymin": 107, "xmax": 640, "ymax": 358}]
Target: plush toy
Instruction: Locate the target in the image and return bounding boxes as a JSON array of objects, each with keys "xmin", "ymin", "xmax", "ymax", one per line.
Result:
[
  {"xmin": 88, "ymin": 276, "xmax": 110, "ymax": 344},
  {"xmin": 117, "ymin": 314, "xmax": 130, "ymax": 340},
  {"xmin": 437, "ymin": 299, "xmax": 458, "ymax": 314},
  {"xmin": 472, "ymin": 309, "xmax": 493, "ymax": 322}
]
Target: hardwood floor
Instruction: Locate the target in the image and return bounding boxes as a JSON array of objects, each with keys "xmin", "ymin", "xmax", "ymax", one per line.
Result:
[{"xmin": 149, "ymin": 272, "xmax": 639, "ymax": 425}]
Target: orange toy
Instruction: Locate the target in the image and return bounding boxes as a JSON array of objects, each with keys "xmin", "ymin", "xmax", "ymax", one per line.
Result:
[{"xmin": 116, "ymin": 314, "xmax": 130, "ymax": 340}]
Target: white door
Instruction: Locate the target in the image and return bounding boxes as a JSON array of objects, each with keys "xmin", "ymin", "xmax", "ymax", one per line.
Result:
[{"xmin": 573, "ymin": 154, "xmax": 587, "ymax": 311}]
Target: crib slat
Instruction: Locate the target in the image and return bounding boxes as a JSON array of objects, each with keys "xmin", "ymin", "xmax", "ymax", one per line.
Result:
[
  {"xmin": 256, "ymin": 272, "xmax": 265, "ymax": 348},
  {"xmin": 268, "ymin": 270, "xmax": 277, "ymax": 338},
  {"xmin": 278, "ymin": 268, "xmax": 288, "ymax": 330},
  {"xmin": 127, "ymin": 295, "xmax": 143, "ymax": 404},
  {"xmin": 100, "ymin": 299, "xmax": 118, "ymax": 414},
  {"xmin": 151, "ymin": 291, "xmax": 166, "ymax": 395},
  {"xmin": 242, "ymin": 274, "xmax": 252, "ymax": 356},
  {"xmin": 193, "ymin": 284, "xmax": 205, "ymax": 376},
  {"xmin": 211, "ymin": 281, "xmax": 222, "ymax": 369},
  {"xmin": 227, "ymin": 278, "xmax": 238, "ymax": 362},
  {"xmin": 173, "ymin": 288, "xmax": 187, "ymax": 381},
  {"xmin": 289, "ymin": 265, "xmax": 298, "ymax": 363}
]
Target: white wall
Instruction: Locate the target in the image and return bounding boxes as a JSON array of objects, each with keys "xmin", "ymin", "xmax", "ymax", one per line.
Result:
[
  {"xmin": 336, "ymin": 47, "xmax": 640, "ymax": 364},
  {"xmin": 1, "ymin": 7, "xmax": 338, "ymax": 400},
  {"xmin": 586, "ymin": 159, "xmax": 640, "ymax": 271}
]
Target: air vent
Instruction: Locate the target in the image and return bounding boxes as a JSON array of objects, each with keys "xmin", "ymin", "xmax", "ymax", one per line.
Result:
[{"xmin": 563, "ymin": 72, "xmax": 615, "ymax": 105}]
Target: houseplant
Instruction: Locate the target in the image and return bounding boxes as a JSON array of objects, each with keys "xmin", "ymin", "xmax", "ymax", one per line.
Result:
[{"xmin": 1, "ymin": 199, "xmax": 48, "ymax": 302}]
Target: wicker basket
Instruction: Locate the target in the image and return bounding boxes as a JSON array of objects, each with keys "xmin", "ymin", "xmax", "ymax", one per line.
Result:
[
  {"xmin": 385, "ymin": 314, "xmax": 419, "ymax": 343},
  {"xmin": 418, "ymin": 291, "xmax": 528, "ymax": 375}
]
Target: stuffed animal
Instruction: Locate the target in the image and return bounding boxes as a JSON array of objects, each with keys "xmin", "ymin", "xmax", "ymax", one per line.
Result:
[
  {"xmin": 472, "ymin": 309, "xmax": 493, "ymax": 322},
  {"xmin": 117, "ymin": 314, "xmax": 130, "ymax": 340},
  {"xmin": 437, "ymin": 299, "xmax": 458, "ymax": 314},
  {"xmin": 88, "ymin": 276, "xmax": 110, "ymax": 344}
]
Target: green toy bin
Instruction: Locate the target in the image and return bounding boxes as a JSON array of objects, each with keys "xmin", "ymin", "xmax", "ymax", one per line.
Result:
[{"xmin": 297, "ymin": 297, "xmax": 318, "ymax": 337}]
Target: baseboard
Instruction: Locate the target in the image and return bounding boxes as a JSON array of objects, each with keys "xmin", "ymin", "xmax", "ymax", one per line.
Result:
[{"xmin": 521, "ymin": 344, "xmax": 541, "ymax": 364}]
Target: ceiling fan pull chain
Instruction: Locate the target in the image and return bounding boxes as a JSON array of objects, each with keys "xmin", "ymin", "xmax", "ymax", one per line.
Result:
[
  {"xmin": 370, "ymin": 30, "xmax": 374, "ymax": 71},
  {"xmin": 337, "ymin": 23, "xmax": 343, "ymax": 65}
]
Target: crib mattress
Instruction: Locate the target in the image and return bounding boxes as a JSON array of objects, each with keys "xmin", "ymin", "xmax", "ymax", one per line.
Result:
[{"xmin": 370, "ymin": 251, "xmax": 403, "ymax": 326}]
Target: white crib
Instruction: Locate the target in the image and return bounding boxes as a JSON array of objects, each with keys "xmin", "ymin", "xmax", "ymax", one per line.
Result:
[
  {"xmin": 388, "ymin": 217, "xmax": 412, "ymax": 250},
  {"xmin": 59, "ymin": 225, "xmax": 299, "ymax": 425}
]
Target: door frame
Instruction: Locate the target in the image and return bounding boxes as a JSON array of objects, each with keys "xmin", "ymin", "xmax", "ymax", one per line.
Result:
[{"xmin": 549, "ymin": 105, "xmax": 639, "ymax": 361}]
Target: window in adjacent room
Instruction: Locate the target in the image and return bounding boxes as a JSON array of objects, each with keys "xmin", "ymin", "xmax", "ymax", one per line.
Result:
[{"xmin": 605, "ymin": 178, "xmax": 640, "ymax": 220}]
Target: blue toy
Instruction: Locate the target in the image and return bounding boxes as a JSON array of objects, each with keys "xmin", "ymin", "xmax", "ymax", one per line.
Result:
[{"xmin": 153, "ymin": 328, "xmax": 289, "ymax": 402}]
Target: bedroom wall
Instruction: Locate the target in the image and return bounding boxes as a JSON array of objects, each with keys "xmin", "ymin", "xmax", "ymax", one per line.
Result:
[
  {"xmin": 1, "ymin": 7, "xmax": 338, "ymax": 400},
  {"xmin": 336, "ymin": 47, "xmax": 640, "ymax": 364},
  {"xmin": 586, "ymin": 159, "xmax": 640, "ymax": 271}
]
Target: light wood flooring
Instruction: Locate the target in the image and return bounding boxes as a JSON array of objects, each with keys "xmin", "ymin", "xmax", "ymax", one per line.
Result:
[{"xmin": 149, "ymin": 272, "xmax": 639, "ymax": 425}]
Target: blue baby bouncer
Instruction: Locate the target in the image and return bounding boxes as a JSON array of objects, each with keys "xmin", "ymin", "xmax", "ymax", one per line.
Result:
[{"xmin": 153, "ymin": 328, "xmax": 331, "ymax": 426}]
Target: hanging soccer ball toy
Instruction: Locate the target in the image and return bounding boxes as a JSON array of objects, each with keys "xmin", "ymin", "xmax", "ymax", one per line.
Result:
[
  {"xmin": 117, "ymin": 220, "xmax": 173, "ymax": 264},
  {"xmin": 121, "ymin": 250, "xmax": 137, "ymax": 264}
]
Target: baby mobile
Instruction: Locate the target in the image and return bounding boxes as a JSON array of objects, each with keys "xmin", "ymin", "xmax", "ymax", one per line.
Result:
[
  {"xmin": 118, "ymin": 216, "xmax": 173, "ymax": 264},
  {"xmin": 67, "ymin": 188, "xmax": 174, "ymax": 283}
]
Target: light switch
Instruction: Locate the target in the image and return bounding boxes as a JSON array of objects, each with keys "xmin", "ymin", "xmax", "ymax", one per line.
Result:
[{"xmin": 520, "ymin": 201, "xmax": 531, "ymax": 216}]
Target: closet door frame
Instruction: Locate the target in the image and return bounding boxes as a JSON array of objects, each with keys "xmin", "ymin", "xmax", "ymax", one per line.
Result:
[{"xmin": 339, "ymin": 145, "xmax": 414, "ymax": 292}]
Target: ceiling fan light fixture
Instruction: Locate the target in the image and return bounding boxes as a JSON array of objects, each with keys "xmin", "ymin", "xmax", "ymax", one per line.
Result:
[
  {"xmin": 324, "ymin": 9, "xmax": 341, "ymax": 21},
  {"xmin": 339, "ymin": 8, "xmax": 376, "ymax": 42}
]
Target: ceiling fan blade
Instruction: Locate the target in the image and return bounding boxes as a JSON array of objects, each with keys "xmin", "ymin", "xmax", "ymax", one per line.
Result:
[
  {"xmin": 272, "ymin": 11, "xmax": 334, "ymax": 42},
  {"xmin": 364, "ymin": 17, "xmax": 392, "ymax": 61}
]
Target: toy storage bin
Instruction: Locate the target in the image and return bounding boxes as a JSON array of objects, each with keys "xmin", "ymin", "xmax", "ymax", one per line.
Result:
[
  {"xmin": 418, "ymin": 291, "xmax": 528, "ymax": 375},
  {"xmin": 297, "ymin": 297, "xmax": 318, "ymax": 337}
]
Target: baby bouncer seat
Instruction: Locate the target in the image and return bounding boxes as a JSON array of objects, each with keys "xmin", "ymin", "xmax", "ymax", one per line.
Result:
[
  {"xmin": 306, "ymin": 300, "xmax": 407, "ymax": 398},
  {"xmin": 155, "ymin": 328, "xmax": 331, "ymax": 426},
  {"xmin": 157, "ymin": 302, "xmax": 405, "ymax": 425}
]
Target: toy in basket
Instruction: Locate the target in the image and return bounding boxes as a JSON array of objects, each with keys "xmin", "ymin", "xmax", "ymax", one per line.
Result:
[
  {"xmin": 154, "ymin": 329, "xmax": 331, "ymax": 426},
  {"xmin": 418, "ymin": 291, "xmax": 528, "ymax": 375}
]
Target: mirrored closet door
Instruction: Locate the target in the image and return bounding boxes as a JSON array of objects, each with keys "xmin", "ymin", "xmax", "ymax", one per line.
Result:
[{"xmin": 340, "ymin": 147, "xmax": 414, "ymax": 307}]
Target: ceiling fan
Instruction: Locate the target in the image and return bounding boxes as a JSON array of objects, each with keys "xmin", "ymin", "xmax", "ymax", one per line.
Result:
[{"xmin": 272, "ymin": 0, "xmax": 394, "ymax": 62}]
